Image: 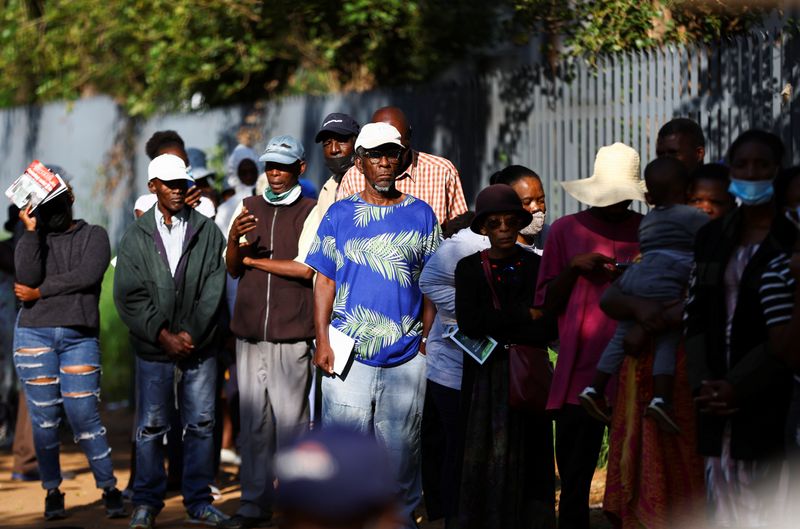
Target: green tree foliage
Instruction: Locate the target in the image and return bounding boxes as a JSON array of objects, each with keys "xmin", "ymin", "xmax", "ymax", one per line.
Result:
[
  {"xmin": 0, "ymin": 0, "xmax": 499, "ymax": 115},
  {"xmin": 0, "ymin": 0, "xmax": 775, "ymax": 115},
  {"xmin": 512, "ymin": 0, "xmax": 773, "ymax": 62}
]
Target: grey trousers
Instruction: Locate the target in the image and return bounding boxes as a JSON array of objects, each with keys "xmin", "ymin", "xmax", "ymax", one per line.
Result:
[{"xmin": 235, "ymin": 339, "xmax": 312, "ymax": 518}]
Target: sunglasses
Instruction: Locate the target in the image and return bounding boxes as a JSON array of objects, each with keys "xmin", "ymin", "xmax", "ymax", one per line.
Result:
[{"xmin": 484, "ymin": 216, "xmax": 524, "ymax": 230}]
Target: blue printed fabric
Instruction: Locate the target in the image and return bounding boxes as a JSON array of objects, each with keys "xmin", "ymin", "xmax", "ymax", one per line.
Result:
[{"xmin": 306, "ymin": 194, "xmax": 441, "ymax": 367}]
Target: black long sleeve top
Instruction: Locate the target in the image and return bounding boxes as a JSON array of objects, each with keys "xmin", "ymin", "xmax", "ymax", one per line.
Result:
[{"xmin": 454, "ymin": 247, "xmax": 555, "ymax": 347}]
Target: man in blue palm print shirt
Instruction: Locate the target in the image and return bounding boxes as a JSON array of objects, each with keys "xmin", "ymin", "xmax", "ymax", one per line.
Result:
[{"xmin": 305, "ymin": 122, "xmax": 441, "ymax": 528}]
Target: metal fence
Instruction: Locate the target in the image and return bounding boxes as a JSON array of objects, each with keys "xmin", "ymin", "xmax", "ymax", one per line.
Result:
[{"xmin": 500, "ymin": 29, "xmax": 800, "ymax": 218}]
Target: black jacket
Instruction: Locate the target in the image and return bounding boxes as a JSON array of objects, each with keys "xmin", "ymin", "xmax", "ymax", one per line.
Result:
[
  {"xmin": 15, "ymin": 220, "xmax": 110, "ymax": 330},
  {"xmin": 685, "ymin": 208, "xmax": 794, "ymax": 460}
]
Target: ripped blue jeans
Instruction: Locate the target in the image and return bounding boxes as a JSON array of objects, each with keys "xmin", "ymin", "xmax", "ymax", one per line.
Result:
[
  {"xmin": 133, "ymin": 354, "xmax": 216, "ymax": 514},
  {"xmin": 13, "ymin": 323, "xmax": 116, "ymax": 491}
]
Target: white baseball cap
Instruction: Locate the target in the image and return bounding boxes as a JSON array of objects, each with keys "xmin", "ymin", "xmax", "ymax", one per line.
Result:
[
  {"xmin": 133, "ymin": 194, "xmax": 157, "ymax": 217},
  {"xmin": 148, "ymin": 154, "xmax": 194, "ymax": 183},
  {"xmin": 354, "ymin": 123, "xmax": 404, "ymax": 151}
]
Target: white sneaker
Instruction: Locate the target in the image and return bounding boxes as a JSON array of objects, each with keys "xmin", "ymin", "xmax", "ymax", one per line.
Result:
[
  {"xmin": 209, "ymin": 484, "xmax": 223, "ymax": 501},
  {"xmin": 220, "ymin": 448, "xmax": 241, "ymax": 466}
]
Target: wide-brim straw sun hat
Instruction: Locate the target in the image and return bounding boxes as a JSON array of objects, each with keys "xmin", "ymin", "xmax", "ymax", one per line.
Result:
[
  {"xmin": 470, "ymin": 184, "xmax": 534, "ymax": 233},
  {"xmin": 560, "ymin": 142, "xmax": 645, "ymax": 207}
]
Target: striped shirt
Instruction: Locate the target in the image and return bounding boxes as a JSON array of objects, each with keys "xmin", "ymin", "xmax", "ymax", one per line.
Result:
[
  {"xmin": 336, "ymin": 150, "xmax": 468, "ymax": 225},
  {"xmin": 759, "ymin": 253, "xmax": 800, "ymax": 382}
]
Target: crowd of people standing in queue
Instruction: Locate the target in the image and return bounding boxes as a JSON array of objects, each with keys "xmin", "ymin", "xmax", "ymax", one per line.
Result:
[{"xmin": 1, "ymin": 106, "xmax": 799, "ymax": 529}]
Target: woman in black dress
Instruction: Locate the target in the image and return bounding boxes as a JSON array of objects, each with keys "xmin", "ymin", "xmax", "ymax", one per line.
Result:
[{"xmin": 454, "ymin": 184, "xmax": 556, "ymax": 529}]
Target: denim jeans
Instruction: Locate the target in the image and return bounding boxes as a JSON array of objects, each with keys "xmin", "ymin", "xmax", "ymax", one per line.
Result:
[
  {"xmin": 133, "ymin": 354, "xmax": 216, "ymax": 515},
  {"xmin": 13, "ymin": 323, "xmax": 116, "ymax": 491},
  {"xmin": 322, "ymin": 353, "xmax": 426, "ymax": 528}
]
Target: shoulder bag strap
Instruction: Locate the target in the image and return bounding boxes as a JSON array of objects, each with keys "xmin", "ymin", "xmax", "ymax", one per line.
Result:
[{"xmin": 479, "ymin": 249, "xmax": 502, "ymax": 311}]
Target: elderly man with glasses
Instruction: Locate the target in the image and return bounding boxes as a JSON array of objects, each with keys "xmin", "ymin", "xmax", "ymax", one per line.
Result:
[{"xmin": 306, "ymin": 122, "xmax": 441, "ymax": 529}]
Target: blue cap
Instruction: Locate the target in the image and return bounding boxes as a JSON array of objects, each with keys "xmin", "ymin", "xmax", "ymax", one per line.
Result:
[
  {"xmin": 315, "ymin": 113, "xmax": 360, "ymax": 143},
  {"xmin": 259, "ymin": 135, "xmax": 305, "ymax": 164},
  {"xmin": 186, "ymin": 148, "xmax": 215, "ymax": 179},
  {"xmin": 275, "ymin": 426, "xmax": 397, "ymax": 519},
  {"xmin": 43, "ymin": 163, "xmax": 72, "ymax": 184}
]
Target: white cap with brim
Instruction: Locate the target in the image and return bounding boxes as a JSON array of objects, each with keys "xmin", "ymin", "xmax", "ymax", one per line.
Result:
[
  {"xmin": 148, "ymin": 154, "xmax": 194, "ymax": 183},
  {"xmin": 560, "ymin": 142, "xmax": 645, "ymax": 207},
  {"xmin": 133, "ymin": 194, "xmax": 157, "ymax": 216},
  {"xmin": 355, "ymin": 122, "xmax": 404, "ymax": 151}
]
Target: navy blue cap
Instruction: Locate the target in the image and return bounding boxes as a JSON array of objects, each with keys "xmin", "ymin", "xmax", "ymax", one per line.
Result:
[
  {"xmin": 275, "ymin": 426, "xmax": 397, "ymax": 519},
  {"xmin": 315, "ymin": 113, "xmax": 361, "ymax": 143}
]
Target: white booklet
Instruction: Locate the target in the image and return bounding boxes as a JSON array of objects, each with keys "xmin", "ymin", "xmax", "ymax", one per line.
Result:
[
  {"xmin": 328, "ymin": 324, "xmax": 356, "ymax": 376},
  {"xmin": 443, "ymin": 324, "xmax": 498, "ymax": 365},
  {"xmin": 5, "ymin": 160, "xmax": 67, "ymax": 212}
]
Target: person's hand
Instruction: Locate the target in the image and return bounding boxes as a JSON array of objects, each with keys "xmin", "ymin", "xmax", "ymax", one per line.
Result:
[
  {"xmin": 176, "ymin": 331, "xmax": 194, "ymax": 350},
  {"xmin": 19, "ymin": 206, "xmax": 36, "ymax": 231},
  {"xmin": 185, "ymin": 186, "xmax": 202, "ymax": 209},
  {"xmin": 230, "ymin": 207, "xmax": 257, "ymax": 246},
  {"xmin": 14, "ymin": 283, "xmax": 41, "ymax": 302},
  {"xmin": 622, "ymin": 323, "xmax": 649, "ymax": 357},
  {"xmin": 419, "ymin": 338, "xmax": 427, "ymax": 356},
  {"xmin": 569, "ymin": 253, "xmax": 614, "ymax": 275},
  {"xmin": 695, "ymin": 380, "xmax": 738, "ymax": 416},
  {"xmin": 314, "ymin": 343, "xmax": 335, "ymax": 375},
  {"xmin": 158, "ymin": 328, "xmax": 192, "ymax": 361}
]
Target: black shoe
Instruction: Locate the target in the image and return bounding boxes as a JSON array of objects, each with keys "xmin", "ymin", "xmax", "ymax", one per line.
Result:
[
  {"xmin": 44, "ymin": 488, "xmax": 66, "ymax": 521},
  {"xmin": 103, "ymin": 487, "xmax": 127, "ymax": 518},
  {"xmin": 220, "ymin": 514, "xmax": 273, "ymax": 528}
]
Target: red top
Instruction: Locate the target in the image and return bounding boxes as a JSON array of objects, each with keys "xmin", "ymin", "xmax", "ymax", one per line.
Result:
[{"xmin": 534, "ymin": 209, "xmax": 642, "ymax": 409}]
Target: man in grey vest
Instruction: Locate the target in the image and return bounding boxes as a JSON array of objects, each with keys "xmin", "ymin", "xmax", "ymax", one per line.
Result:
[{"xmin": 222, "ymin": 135, "xmax": 317, "ymax": 529}]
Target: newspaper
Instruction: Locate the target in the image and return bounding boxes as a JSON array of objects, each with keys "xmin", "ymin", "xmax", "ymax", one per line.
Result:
[
  {"xmin": 5, "ymin": 160, "xmax": 67, "ymax": 212},
  {"xmin": 443, "ymin": 324, "xmax": 497, "ymax": 365}
]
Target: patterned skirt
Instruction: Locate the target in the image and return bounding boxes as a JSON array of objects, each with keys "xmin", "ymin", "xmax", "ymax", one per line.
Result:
[
  {"xmin": 457, "ymin": 349, "xmax": 556, "ymax": 529},
  {"xmin": 604, "ymin": 346, "xmax": 706, "ymax": 529}
]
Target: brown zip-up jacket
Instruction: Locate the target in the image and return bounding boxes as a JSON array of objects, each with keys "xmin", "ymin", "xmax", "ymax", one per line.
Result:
[{"xmin": 230, "ymin": 194, "xmax": 316, "ymax": 342}]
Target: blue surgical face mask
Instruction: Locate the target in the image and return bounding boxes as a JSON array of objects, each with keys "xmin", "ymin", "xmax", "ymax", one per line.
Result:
[{"xmin": 728, "ymin": 178, "xmax": 774, "ymax": 206}]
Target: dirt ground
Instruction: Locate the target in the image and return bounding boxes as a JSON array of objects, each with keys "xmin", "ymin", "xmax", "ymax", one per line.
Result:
[{"xmin": 0, "ymin": 408, "xmax": 611, "ymax": 528}]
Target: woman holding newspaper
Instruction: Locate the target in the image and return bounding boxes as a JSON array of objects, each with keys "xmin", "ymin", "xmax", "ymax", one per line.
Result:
[
  {"xmin": 454, "ymin": 184, "xmax": 557, "ymax": 529},
  {"xmin": 9, "ymin": 164, "xmax": 125, "ymax": 521}
]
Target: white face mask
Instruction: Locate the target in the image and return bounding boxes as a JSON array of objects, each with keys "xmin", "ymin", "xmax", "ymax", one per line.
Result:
[{"xmin": 519, "ymin": 211, "xmax": 546, "ymax": 237}]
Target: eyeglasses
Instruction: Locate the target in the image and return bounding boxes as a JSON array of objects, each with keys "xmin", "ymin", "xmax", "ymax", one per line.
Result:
[{"xmin": 362, "ymin": 149, "xmax": 404, "ymax": 165}]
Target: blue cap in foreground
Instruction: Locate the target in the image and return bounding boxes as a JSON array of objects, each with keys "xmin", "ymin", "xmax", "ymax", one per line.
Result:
[{"xmin": 274, "ymin": 426, "xmax": 397, "ymax": 520}]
